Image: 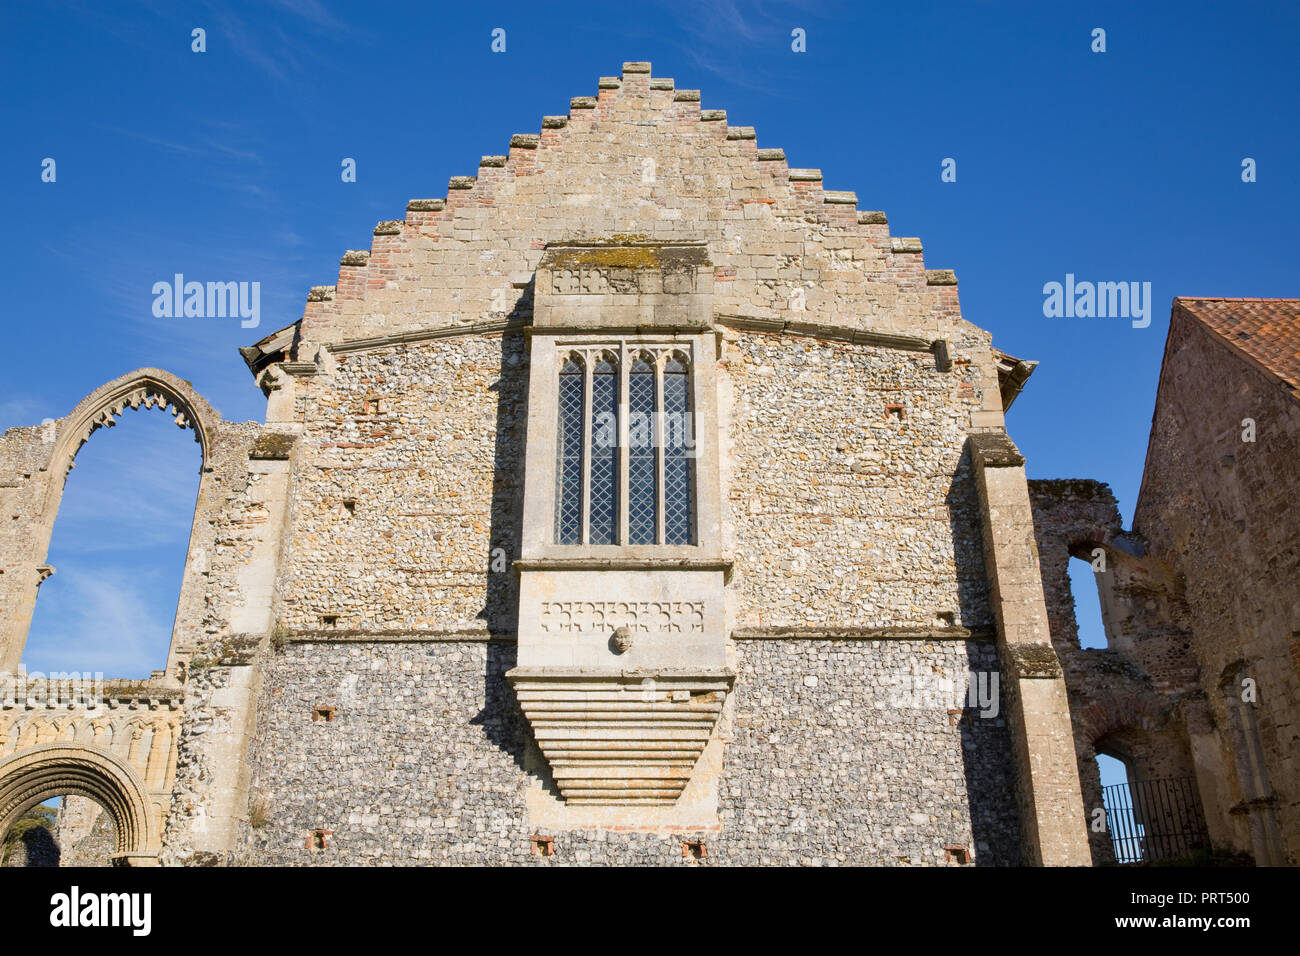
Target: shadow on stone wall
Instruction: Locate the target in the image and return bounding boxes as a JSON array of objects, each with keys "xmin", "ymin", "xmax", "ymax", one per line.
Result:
[
  {"xmin": 476, "ymin": 315, "xmax": 549, "ymax": 790},
  {"xmin": 480, "ymin": 328, "xmax": 528, "ymax": 637},
  {"xmin": 949, "ymin": 451, "xmax": 1023, "ymax": 865},
  {"xmin": 945, "ymin": 447, "xmax": 994, "ymax": 635},
  {"xmin": 473, "ymin": 642, "xmax": 566, "ymax": 800},
  {"xmin": 10, "ymin": 823, "xmax": 60, "ymax": 867},
  {"xmin": 960, "ymin": 641, "xmax": 1024, "ymax": 866}
]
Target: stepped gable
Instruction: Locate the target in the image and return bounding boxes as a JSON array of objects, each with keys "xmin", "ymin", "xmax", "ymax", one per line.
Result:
[{"xmin": 255, "ymin": 61, "xmax": 972, "ymax": 366}]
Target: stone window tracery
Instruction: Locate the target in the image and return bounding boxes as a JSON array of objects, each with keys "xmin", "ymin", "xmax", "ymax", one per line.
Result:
[{"xmin": 553, "ymin": 344, "xmax": 697, "ymax": 546}]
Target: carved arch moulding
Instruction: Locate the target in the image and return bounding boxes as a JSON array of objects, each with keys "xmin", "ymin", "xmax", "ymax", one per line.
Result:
[{"xmin": 44, "ymin": 368, "xmax": 219, "ymax": 479}]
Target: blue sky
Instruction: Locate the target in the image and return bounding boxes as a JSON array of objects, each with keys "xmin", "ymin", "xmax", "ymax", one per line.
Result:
[{"xmin": 2, "ymin": 0, "xmax": 1297, "ymax": 684}]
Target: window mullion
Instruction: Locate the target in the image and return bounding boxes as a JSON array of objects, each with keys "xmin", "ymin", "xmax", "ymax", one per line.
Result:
[
  {"xmin": 581, "ymin": 357, "xmax": 593, "ymax": 546},
  {"xmin": 654, "ymin": 358, "xmax": 666, "ymax": 545},
  {"xmin": 618, "ymin": 341, "xmax": 629, "ymax": 545}
]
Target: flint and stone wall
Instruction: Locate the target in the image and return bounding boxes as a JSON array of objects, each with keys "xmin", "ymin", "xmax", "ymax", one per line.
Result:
[
  {"xmin": 239, "ymin": 638, "xmax": 1018, "ymax": 865},
  {"xmin": 271, "ymin": 327, "xmax": 993, "ymax": 637},
  {"xmin": 232, "ymin": 321, "xmax": 1022, "ymax": 864}
]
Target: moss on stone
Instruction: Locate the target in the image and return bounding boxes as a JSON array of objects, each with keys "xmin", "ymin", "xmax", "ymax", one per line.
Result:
[
  {"xmin": 549, "ymin": 245, "xmax": 662, "ymax": 270},
  {"xmin": 188, "ymin": 635, "xmax": 263, "ymax": 670},
  {"xmin": 1006, "ymin": 642, "xmax": 1063, "ymax": 679},
  {"xmin": 250, "ymin": 432, "xmax": 296, "ymax": 460},
  {"xmin": 102, "ymin": 679, "xmax": 176, "ymax": 700}
]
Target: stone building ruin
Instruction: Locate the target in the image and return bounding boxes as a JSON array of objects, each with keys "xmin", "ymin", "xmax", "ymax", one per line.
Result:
[
  {"xmin": 0, "ymin": 65, "xmax": 1293, "ymax": 866},
  {"xmin": 1028, "ymin": 298, "xmax": 1299, "ymax": 866}
]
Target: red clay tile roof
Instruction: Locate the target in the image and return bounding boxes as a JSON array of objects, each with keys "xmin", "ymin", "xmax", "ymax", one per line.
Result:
[{"xmin": 1173, "ymin": 297, "xmax": 1300, "ymax": 392}]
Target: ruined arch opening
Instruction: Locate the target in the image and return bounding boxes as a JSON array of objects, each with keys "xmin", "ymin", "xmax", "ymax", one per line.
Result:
[
  {"xmin": 25, "ymin": 394, "xmax": 203, "ymax": 679},
  {"xmin": 1093, "ymin": 729, "xmax": 1208, "ymax": 864},
  {"xmin": 0, "ymin": 746, "xmax": 157, "ymax": 865},
  {"xmin": 0, "ymin": 794, "xmax": 115, "ymax": 867},
  {"xmin": 1066, "ymin": 545, "xmax": 1108, "ymax": 649},
  {"xmin": 1093, "ymin": 745, "xmax": 1136, "ymax": 860}
]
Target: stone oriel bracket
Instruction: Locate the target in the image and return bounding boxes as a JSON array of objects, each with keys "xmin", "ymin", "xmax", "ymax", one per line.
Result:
[{"xmin": 507, "ymin": 669, "xmax": 734, "ymax": 806}]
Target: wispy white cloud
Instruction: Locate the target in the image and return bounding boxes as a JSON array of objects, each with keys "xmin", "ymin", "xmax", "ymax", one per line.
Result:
[
  {"xmin": 50, "ymin": 0, "xmax": 368, "ymax": 90},
  {"xmin": 96, "ymin": 124, "xmax": 266, "ymax": 166},
  {"xmin": 201, "ymin": 0, "xmax": 373, "ymax": 88},
  {"xmin": 653, "ymin": 0, "xmax": 832, "ymax": 96},
  {"xmin": 36, "ymin": 219, "xmax": 315, "ymax": 371},
  {"xmin": 21, "ymin": 564, "xmax": 176, "ymax": 678},
  {"xmin": 266, "ymin": 0, "xmax": 349, "ymax": 32}
]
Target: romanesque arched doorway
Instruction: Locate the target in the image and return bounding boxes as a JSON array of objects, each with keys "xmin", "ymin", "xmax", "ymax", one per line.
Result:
[{"xmin": 0, "ymin": 745, "xmax": 160, "ymax": 866}]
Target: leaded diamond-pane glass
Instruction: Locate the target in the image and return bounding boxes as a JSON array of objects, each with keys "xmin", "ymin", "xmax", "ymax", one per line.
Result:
[
  {"xmin": 589, "ymin": 356, "xmax": 618, "ymax": 545},
  {"xmin": 628, "ymin": 357, "xmax": 658, "ymax": 545},
  {"xmin": 555, "ymin": 357, "xmax": 584, "ymax": 544},
  {"xmin": 663, "ymin": 357, "xmax": 694, "ymax": 545}
]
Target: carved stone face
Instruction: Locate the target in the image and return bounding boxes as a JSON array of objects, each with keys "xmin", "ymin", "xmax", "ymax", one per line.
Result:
[{"xmin": 609, "ymin": 626, "xmax": 633, "ymax": 655}]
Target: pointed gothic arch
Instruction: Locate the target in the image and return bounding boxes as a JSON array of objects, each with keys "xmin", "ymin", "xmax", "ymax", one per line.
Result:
[
  {"xmin": 0, "ymin": 368, "xmax": 222, "ymax": 675},
  {"xmin": 45, "ymin": 368, "xmax": 215, "ymax": 485}
]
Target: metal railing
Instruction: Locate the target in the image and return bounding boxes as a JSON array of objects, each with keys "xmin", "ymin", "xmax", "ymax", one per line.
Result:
[{"xmin": 1103, "ymin": 776, "xmax": 1209, "ymax": 864}]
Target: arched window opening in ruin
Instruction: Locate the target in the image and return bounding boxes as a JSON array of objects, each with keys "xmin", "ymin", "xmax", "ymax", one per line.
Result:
[
  {"xmin": 1068, "ymin": 554, "xmax": 1108, "ymax": 649},
  {"xmin": 0, "ymin": 795, "xmax": 114, "ymax": 868},
  {"xmin": 24, "ymin": 409, "xmax": 201, "ymax": 678},
  {"xmin": 1096, "ymin": 751, "xmax": 1129, "ymax": 790},
  {"xmin": 1095, "ymin": 749, "xmax": 1145, "ymax": 862}
]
